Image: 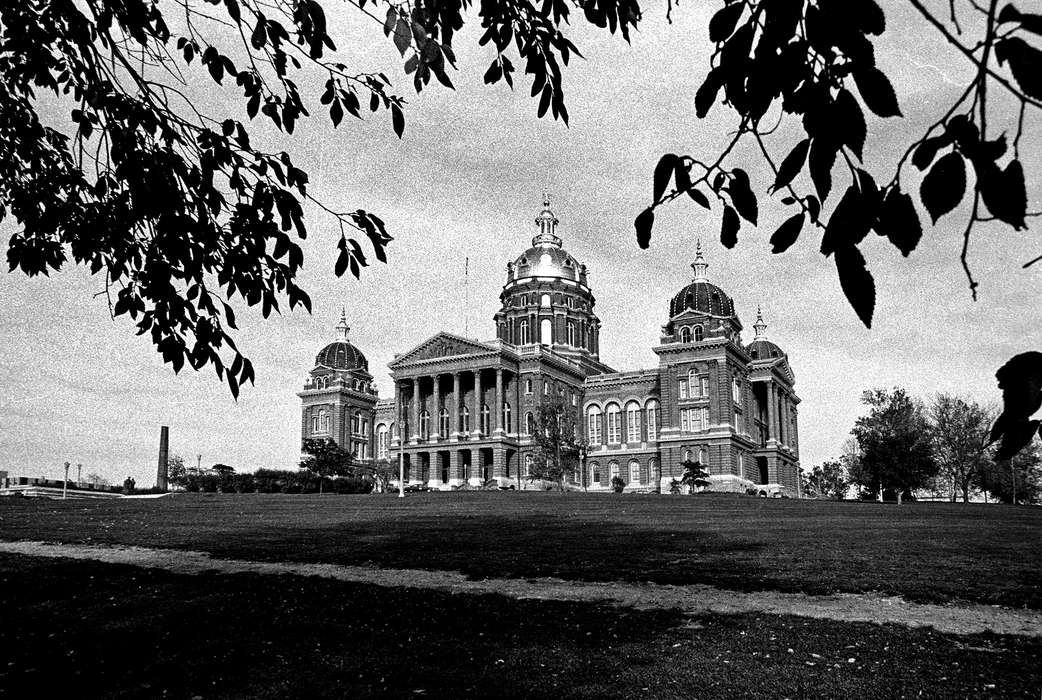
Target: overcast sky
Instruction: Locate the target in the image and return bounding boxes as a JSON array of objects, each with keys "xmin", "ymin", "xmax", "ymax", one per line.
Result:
[{"xmin": 1, "ymin": 1, "xmax": 1039, "ymax": 485}]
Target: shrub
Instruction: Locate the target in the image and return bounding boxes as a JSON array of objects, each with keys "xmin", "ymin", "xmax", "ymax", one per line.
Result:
[{"xmin": 611, "ymin": 476, "xmax": 625, "ymax": 493}]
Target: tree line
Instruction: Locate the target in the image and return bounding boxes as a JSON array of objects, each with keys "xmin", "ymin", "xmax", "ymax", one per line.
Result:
[{"xmin": 803, "ymin": 389, "xmax": 1042, "ymax": 504}]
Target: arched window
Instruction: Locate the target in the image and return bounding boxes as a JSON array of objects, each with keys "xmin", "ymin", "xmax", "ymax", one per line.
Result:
[
  {"xmin": 587, "ymin": 405, "xmax": 602, "ymax": 445},
  {"xmin": 524, "ymin": 454, "xmax": 533, "ymax": 477},
  {"xmin": 419, "ymin": 410, "xmax": 430, "ymax": 440},
  {"xmin": 377, "ymin": 424, "xmax": 389, "ymax": 459},
  {"xmin": 567, "ymin": 321, "xmax": 576, "ymax": 346},
  {"xmin": 684, "ymin": 449, "xmax": 693, "ymax": 463},
  {"xmin": 480, "ymin": 403, "xmax": 490, "ymax": 434},
  {"xmin": 540, "ymin": 318, "xmax": 552, "ymax": 345},
  {"xmin": 502, "ymin": 402, "xmax": 512, "ymax": 432},
  {"xmin": 521, "ymin": 293, "xmax": 528, "ymax": 305},
  {"xmin": 519, "ymin": 320, "xmax": 529, "ymax": 344},
  {"xmin": 649, "ymin": 458, "xmax": 660, "ymax": 484},
  {"xmin": 609, "ymin": 461, "xmax": 620, "ymax": 482},
  {"xmin": 352, "ymin": 410, "xmax": 362, "ymax": 435},
  {"xmin": 625, "ymin": 401, "xmax": 641, "ymax": 444},
  {"xmin": 526, "ymin": 412, "xmax": 536, "ymax": 436},
  {"xmin": 541, "ymin": 293, "xmax": 551, "ymax": 307},
  {"xmin": 525, "ymin": 378, "xmax": 533, "ymax": 394},
  {"xmin": 439, "ymin": 408, "xmax": 450, "ymax": 438},
  {"xmin": 311, "ymin": 413, "xmax": 320, "ymax": 433},
  {"xmin": 461, "ymin": 406, "xmax": 470, "ymax": 433},
  {"xmin": 680, "ymin": 326, "xmax": 691, "ymax": 343},
  {"xmin": 390, "ymin": 421, "xmax": 397, "ymax": 439},
  {"xmin": 646, "ymin": 400, "xmax": 660, "ymax": 441},
  {"xmin": 693, "ymin": 325, "xmax": 705, "ymax": 342},
  {"xmin": 589, "ymin": 461, "xmax": 601, "ymax": 485},
  {"xmin": 629, "ymin": 459, "xmax": 641, "ymax": 485},
  {"xmin": 605, "ymin": 403, "xmax": 621, "ymax": 444},
  {"xmin": 320, "ymin": 409, "xmax": 329, "ymax": 433}
]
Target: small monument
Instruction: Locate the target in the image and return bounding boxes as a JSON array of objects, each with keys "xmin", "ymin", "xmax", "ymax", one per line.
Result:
[{"xmin": 157, "ymin": 426, "xmax": 169, "ymax": 491}]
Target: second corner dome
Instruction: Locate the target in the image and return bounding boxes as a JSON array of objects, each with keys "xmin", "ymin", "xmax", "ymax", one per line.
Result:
[{"xmin": 668, "ymin": 241, "xmax": 736, "ymax": 319}]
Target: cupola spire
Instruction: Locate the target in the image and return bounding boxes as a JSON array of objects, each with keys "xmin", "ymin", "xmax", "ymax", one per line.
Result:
[
  {"xmin": 532, "ymin": 193, "xmax": 562, "ymax": 248},
  {"xmin": 691, "ymin": 239, "xmax": 709, "ymax": 282},
  {"xmin": 335, "ymin": 307, "xmax": 350, "ymax": 341},
  {"xmin": 753, "ymin": 305, "xmax": 768, "ymax": 340}
]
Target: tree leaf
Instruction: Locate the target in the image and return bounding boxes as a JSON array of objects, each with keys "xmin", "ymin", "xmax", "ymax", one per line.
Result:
[
  {"xmin": 835, "ymin": 89, "xmax": 866, "ymax": 160},
  {"xmin": 695, "ymin": 69, "xmax": 723, "ymax": 119},
  {"xmin": 689, "ymin": 188, "xmax": 711, "ymax": 209},
  {"xmin": 835, "ymin": 245, "xmax": 875, "ymax": 328},
  {"xmin": 912, "ymin": 134, "xmax": 950, "ymax": 171},
  {"xmin": 920, "ymin": 151, "xmax": 966, "ymax": 224},
  {"xmin": 384, "ymin": 6, "xmax": 397, "ymax": 36},
  {"xmin": 653, "ymin": 153, "xmax": 680, "ymax": 203},
  {"xmin": 809, "ymin": 139, "xmax": 836, "ymax": 202},
  {"xmin": 821, "ymin": 185, "xmax": 873, "ymax": 256},
  {"xmin": 873, "ymin": 188, "xmax": 922, "ymax": 256},
  {"xmin": 709, "ymin": 2, "xmax": 745, "ymax": 42},
  {"xmin": 635, "ymin": 207, "xmax": 655, "ymax": 249},
  {"xmin": 979, "ymin": 159, "xmax": 1027, "ymax": 230},
  {"xmin": 727, "ymin": 168, "xmax": 757, "ymax": 225},
  {"xmin": 483, "ymin": 59, "xmax": 502, "ymax": 84},
  {"xmin": 391, "ymin": 103, "xmax": 405, "ymax": 137},
  {"xmin": 853, "ymin": 66, "xmax": 902, "ymax": 117},
  {"xmin": 995, "ymin": 37, "xmax": 1042, "ymax": 100},
  {"xmin": 770, "ymin": 212, "xmax": 805, "ymax": 254},
  {"xmin": 850, "ymin": 0, "xmax": 885, "ymax": 35},
  {"xmin": 393, "ymin": 18, "xmax": 411, "ymax": 56},
  {"xmin": 990, "ymin": 351, "xmax": 1042, "ymax": 459},
  {"xmin": 721, "ymin": 205, "xmax": 740, "ymax": 248},
  {"xmin": 771, "ymin": 138, "xmax": 809, "ymax": 193}
]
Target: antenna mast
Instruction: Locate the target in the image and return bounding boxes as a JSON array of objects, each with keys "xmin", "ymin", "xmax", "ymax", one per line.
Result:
[{"xmin": 464, "ymin": 256, "xmax": 469, "ymax": 337}]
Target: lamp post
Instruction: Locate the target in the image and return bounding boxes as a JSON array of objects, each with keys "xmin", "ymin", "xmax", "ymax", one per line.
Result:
[
  {"xmin": 397, "ymin": 383, "xmax": 405, "ymax": 498},
  {"xmin": 62, "ymin": 462, "xmax": 70, "ymax": 499}
]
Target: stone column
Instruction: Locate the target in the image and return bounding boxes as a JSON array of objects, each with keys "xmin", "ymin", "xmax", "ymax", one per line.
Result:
[
  {"xmin": 449, "ymin": 450, "xmax": 461, "ymax": 486},
  {"xmin": 431, "ymin": 374, "xmax": 442, "ymax": 441},
  {"xmin": 451, "ymin": 372, "xmax": 461, "ymax": 441},
  {"xmin": 428, "ymin": 452, "xmax": 443, "ymax": 489},
  {"xmin": 493, "ymin": 447, "xmax": 507, "ymax": 482},
  {"xmin": 473, "ymin": 369, "xmax": 483, "ymax": 437},
  {"xmin": 494, "ymin": 368, "xmax": 504, "ymax": 435},
  {"xmin": 766, "ymin": 382, "xmax": 777, "ymax": 445},
  {"xmin": 411, "ymin": 377, "xmax": 421, "ymax": 444}
]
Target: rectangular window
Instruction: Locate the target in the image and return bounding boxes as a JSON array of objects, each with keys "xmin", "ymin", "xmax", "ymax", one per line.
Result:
[
  {"xmin": 607, "ymin": 411, "xmax": 620, "ymax": 444},
  {"xmin": 732, "ymin": 378, "xmax": 741, "ymax": 404},
  {"xmin": 700, "ymin": 376, "xmax": 709, "ymax": 397},
  {"xmin": 647, "ymin": 406, "xmax": 657, "ymax": 441},
  {"xmin": 630, "ymin": 461, "xmax": 640, "ymax": 484},
  {"xmin": 588, "ymin": 414, "xmax": 602, "ymax": 445},
  {"xmin": 679, "ymin": 379, "xmax": 688, "ymax": 399}
]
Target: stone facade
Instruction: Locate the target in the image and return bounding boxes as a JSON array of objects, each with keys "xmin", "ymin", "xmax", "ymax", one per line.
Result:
[{"xmin": 300, "ymin": 199, "xmax": 801, "ymax": 495}]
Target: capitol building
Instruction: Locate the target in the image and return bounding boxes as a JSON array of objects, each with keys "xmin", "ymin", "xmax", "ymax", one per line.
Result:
[{"xmin": 299, "ymin": 198, "xmax": 801, "ymax": 495}]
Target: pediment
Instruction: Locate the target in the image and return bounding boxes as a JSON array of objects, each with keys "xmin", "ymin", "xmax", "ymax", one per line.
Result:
[{"xmin": 390, "ymin": 332, "xmax": 495, "ymax": 367}]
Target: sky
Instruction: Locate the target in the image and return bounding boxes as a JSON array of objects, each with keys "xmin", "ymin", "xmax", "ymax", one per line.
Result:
[{"xmin": 1, "ymin": 1, "xmax": 1039, "ymax": 485}]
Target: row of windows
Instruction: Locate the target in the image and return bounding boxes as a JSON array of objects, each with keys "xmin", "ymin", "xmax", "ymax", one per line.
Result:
[
  {"xmin": 310, "ymin": 409, "xmax": 368, "ymax": 437},
  {"xmin": 510, "ymin": 319, "xmax": 592, "ymax": 348},
  {"xmin": 586, "ymin": 401, "xmax": 659, "ymax": 446},
  {"xmin": 679, "ymin": 371, "xmax": 709, "ymax": 399},
  {"xmin": 513, "ymin": 293, "xmax": 588, "ymax": 311},
  {"xmin": 587, "ymin": 459, "xmax": 660, "ymax": 486},
  {"xmin": 311, "ymin": 376, "xmax": 372, "ymax": 392},
  {"xmin": 678, "ymin": 325, "xmax": 705, "ymax": 343}
]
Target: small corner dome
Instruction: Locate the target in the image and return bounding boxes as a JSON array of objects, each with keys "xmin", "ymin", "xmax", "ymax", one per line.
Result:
[
  {"xmin": 746, "ymin": 338, "xmax": 785, "ymax": 361},
  {"xmin": 316, "ymin": 310, "xmax": 368, "ymax": 371}
]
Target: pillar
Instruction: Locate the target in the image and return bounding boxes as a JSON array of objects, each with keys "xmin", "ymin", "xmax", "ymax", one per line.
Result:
[
  {"xmin": 410, "ymin": 378, "xmax": 421, "ymax": 443},
  {"xmin": 428, "ymin": 451, "xmax": 443, "ymax": 489},
  {"xmin": 493, "ymin": 447, "xmax": 507, "ymax": 481},
  {"xmin": 432, "ymin": 374, "xmax": 442, "ymax": 440},
  {"xmin": 473, "ymin": 369, "xmax": 483, "ymax": 437},
  {"xmin": 451, "ymin": 372, "xmax": 461, "ymax": 440},
  {"xmin": 494, "ymin": 368, "xmax": 504, "ymax": 435},
  {"xmin": 766, "ymin": 382, "xmax": 777, "ymax": 445},
  {"xmin": 449, "ymin": 450, "xmax": 462, "ymax": 485}
]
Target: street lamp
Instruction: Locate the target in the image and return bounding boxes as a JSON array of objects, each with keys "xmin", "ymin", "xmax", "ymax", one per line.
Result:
[{"xmin": 62, "ymin": 461, "xmax": 70, "ymax": 499}]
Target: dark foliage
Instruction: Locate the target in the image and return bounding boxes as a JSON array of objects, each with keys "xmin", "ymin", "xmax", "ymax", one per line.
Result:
[{"xmin": 0, "ymin": 0, "xmax": 638, "ymax": 394}]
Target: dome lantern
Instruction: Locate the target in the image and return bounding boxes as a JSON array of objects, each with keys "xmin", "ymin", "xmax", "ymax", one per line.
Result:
[
  {"xmin": 335, "ymin": 307, "xmax": 350, "ymax": 342},
  {"xmin": 532, "ymin": 193, "xmax": 563, "ymax": 248},
  {"xmin": 753, "ymin": 306, "xmax": 768, "ymax": 340},
  {"xmin": 691, "ymin": 239, "xmax": 709, "ymax": 282}
]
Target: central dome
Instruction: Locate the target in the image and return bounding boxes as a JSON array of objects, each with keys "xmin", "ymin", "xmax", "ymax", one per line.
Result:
[
  {"xmin": 668, "ymin": 241, "xmax": 736, "ymax": 318},
  {"xmin": 509, "ymin": 196, "xmax": 585, "ymax": 283}
]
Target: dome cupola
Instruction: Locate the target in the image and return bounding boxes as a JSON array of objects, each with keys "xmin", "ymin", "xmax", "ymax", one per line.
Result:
[
  {"xmin": 315, "ymin": 308, "xmax": 369, "ymax": 371},
  {"xmin": 668, "ymin": 240, "xmax": 737, "ymax": 319},
  {"xmin": 746, "ymin": 306, "xmax": 786, "ymax": 361}
]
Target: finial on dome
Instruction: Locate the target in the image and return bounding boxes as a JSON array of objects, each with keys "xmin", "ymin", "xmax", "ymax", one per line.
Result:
[
  {"xmin": 753, "ymin": 305, "xmax": 768, "ymax": 340},
  {"xmin": 335, "ymin": 307, "xmax": 350, "ymax": 341},
  {"xmin": 691, "ymin": 239, "xmax": 709, "ymax": 282},
  {"xmin": 532, "ymin": 193, "xmax": 562, "ymax": 248}
]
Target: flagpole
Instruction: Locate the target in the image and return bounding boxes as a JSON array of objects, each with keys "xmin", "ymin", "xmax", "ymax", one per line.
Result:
[{"xmin": 398, "ymin": 383, "xmax": 405, "ymax": 498}]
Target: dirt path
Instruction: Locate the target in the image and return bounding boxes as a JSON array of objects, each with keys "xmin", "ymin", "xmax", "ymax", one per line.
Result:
[{"xmin": 3, "ymin": 540, "xmax": 1040, "ymax": 637}]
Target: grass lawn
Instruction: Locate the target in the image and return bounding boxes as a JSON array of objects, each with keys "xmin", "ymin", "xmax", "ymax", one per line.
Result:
[
  {"xmin": 1, "ymin": 492, "xmax": 1039, "ymax": 608},
  {"xmin": 2, "ymin": 553, "xmax": 1040, "ymax": 699}
]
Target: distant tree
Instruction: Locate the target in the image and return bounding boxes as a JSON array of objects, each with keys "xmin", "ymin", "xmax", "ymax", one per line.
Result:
[
  {"xmin": 804, "ymin": 459, "xmax": 849, "ymax": 500},
  {"xmin": 167, "ymin": 454, "xmax": 187, "ymax": 487},
  {"xmin": 610, "ymin": 475, "xmax": 626, "ymax": 493},
  {"xmin": 981, "ymin": 438, "xmax": 1042, "ymax": 504},
  {"xmin": 528, "ymin": 398, "xmax": 583, "ymax": 490},
  {"xmin": 300, "ymin": 438, "xmax": 353, "ymax": 492},
  {"xmin": 850, "ymin": 388, "xmax": 937, "ymax": 504},
  {"xmin": 361, "ymin": 458, "xmax": 396, "ymax": 494},
  {"xmin": 679, "ymin": 458, "xmax": 711, "ymax": 494},
  {"xmin": 85, "ymin": 472, "xmax": 110, "ymax": 488},
  {"xmin": 929, "ymin": 394, "xmax": 994, "ymax": 502}
]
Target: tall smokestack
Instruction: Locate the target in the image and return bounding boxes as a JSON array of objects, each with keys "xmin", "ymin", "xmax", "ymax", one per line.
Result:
[{"xmin": 157, "ymin": 426, "xmax": 169, "ymax": 491}]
